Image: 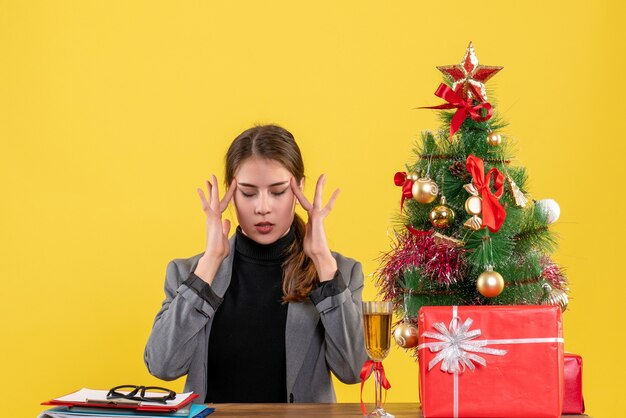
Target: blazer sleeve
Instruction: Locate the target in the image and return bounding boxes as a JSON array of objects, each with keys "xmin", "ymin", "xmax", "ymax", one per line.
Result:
[
  {"xmin": 311, "ymin": 257, "xmax": 369, "ymax": 384},
  {"xmin": 144, "ymin": 258, "xmax": 220, "ymax": 381}
]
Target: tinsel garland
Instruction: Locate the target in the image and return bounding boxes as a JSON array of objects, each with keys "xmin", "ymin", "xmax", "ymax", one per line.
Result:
[
  {"xmin": 540, "ymin": 257, "xmax": 569, "ymax": 291},
  {"xmin": 377, "ymin": 227, "xmax": 467, "ymax": 303}
]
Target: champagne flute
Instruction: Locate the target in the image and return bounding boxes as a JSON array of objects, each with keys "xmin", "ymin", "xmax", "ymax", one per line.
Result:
[{"xmin": 362, "ymin": 301, "xmax": 394, "ymax": 418}]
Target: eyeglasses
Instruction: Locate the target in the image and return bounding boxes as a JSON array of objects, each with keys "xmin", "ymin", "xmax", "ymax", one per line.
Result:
[{"xmin": 106, "ymin": 385, "xmax": 176, "ymax": 404}]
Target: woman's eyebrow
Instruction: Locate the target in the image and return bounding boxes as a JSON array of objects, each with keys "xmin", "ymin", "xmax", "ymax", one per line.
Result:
[{"xmin": 237, "ymin": 181, "xmax": 289, "ymax": 188}]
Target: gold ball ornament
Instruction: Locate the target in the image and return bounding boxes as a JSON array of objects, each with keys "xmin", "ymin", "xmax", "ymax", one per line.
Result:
[
  {"xmin": 464, "ymin": 195, "xmax": 482, "ymax": 215},
  {"xmin": 477, "ymin": 269, "xmax": 505, "ymax": 298},
  {"xmin": 408, "ymin": 172, "xmax": 420, "ymax": 182},
  {"xmin": 486, "ymin": 131, "xmax": 502, "ymax": 146},
  {"xmin": 412, "ymin": 177, "xmax": 439, "ymax": 204},
  {"xmin": 393, "ymin": 321, "xmax": 419, "ymax": 349},
  {"xmin": 430, "ymin": 200, "xmax": 456, "ymax": 228},
  {"xmin": 541, "ymin": 283, "xmax": 569, "ymax": 312},
  {"xmin": 552, "ymin": 291, "xmax": 569, "ymax": 312}
]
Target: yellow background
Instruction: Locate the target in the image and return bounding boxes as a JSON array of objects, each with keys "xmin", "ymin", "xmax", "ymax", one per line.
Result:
[{"xmin": 1, "ymin": 1, "xmax": 623, "ymax": 417}]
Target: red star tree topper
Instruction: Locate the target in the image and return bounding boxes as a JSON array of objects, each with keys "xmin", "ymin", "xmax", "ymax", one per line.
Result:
[{"xmin": 436, "ymin": 41, "xmax": 503, "ymax": 103}]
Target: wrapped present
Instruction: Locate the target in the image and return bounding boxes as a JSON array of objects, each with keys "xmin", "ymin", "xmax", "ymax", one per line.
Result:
[
  {"xmin": 563, "ymin": 353, "xmax": 585, "ymax": 414},
  {"xmin": 418, "ymin": 305, "xmax": 564, "ymax": 418}
]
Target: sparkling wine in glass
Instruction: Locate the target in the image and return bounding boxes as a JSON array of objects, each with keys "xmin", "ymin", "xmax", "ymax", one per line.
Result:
[{"xmin": 362, "ymin": 301, "xmax": 394, "ymax": 418}]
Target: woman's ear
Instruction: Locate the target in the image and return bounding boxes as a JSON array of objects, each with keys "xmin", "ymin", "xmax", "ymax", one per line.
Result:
[{"xmin": 298, "ymin": 177, "xmax": 305, "ymax": 191}]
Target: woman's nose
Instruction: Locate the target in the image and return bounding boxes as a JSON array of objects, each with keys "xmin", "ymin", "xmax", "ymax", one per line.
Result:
[{"xmin": 255, "ymin": 193, "xmax": 271, "ymax": 214}]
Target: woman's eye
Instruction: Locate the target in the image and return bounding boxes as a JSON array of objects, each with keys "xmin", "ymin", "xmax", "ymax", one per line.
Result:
[
  {"xmin": 272, "ymin": 190, "xmax": 287, "ymax": 196},
  {"xmin": 240, "ymin": 191, "xmax": 255, "ymax": 198}
]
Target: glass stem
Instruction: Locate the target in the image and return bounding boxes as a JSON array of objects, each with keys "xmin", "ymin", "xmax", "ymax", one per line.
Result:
[{"xmin": 374, "ymin": 362, "xmax": 383, "ymax": 410}]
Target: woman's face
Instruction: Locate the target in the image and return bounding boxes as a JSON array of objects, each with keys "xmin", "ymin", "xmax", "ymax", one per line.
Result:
[{"xmin": 232, "ymin": 156, "xmax": 302, "ymax": 245}]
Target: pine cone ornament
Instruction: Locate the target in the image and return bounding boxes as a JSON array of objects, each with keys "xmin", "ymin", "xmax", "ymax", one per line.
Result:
[{"xmin": 449, "ymin": 160, "xmax": 470, "ymax": 181}]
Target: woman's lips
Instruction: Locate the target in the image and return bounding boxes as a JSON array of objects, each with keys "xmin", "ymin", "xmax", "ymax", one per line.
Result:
[{"xmin": 254, "ymin": 222, "xmax": 274, "ymax": 234}]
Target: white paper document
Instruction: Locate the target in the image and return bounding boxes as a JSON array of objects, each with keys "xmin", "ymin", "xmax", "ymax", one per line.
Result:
[{"xmin": 53, "ymin": 388, "xmax": 194, "ymax": 407}]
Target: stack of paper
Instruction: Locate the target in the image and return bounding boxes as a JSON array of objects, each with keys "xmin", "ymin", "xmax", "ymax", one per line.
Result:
[{"xmin": 39, "ymin": 388, "xmax": 212, "ymax": 418}]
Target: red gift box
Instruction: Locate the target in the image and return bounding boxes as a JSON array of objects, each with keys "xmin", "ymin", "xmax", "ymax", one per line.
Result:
[
  {"xmin": 563, "ymin": 353, "xmax": 585, "ymax": 414},
  {"xmin": 418, "ymin": 305, "xmax": 564, "ymax": 418}
]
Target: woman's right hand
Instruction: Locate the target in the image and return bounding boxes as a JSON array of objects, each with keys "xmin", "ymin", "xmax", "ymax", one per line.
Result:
[{"xmin": 193, "ymin": 175, "xmax": 236, "ymax": 284}]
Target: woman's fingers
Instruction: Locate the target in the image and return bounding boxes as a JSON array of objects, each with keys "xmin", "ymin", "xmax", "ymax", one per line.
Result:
[
  {"xmin": 202, "ymin": 179, "xmax": 216, "ymax": 210},
  {"xmin": 197, "ymin": 186, "xmax": 210, "ymax": 212},
  {"xmin": 210, "ymin": 174, "xmax": 220, "ymax": 207},
  {"xmin": 323, "ymin": 188, "xmax": 341, "ymax": 215},
  {"xmin": 222, "ymin": 218, "xmax": 231, "ymax": 237},
  {"xmin": 200, "ymin": 177, "xmax": 235, "ymax": 215},
  {"xmin": 313, "ymin": 174, "xmax": 326, "ymax": 209},
  {"xmin": 292, "ymin": 175, "xmax": 339, "ymax": 216},
  {"xmin": 290, "ymin": 177, "xmax": 313, "ymax": 211},
  {"xmin": 220, "ymin": 179, "xmax": 237, "ymax": 212}
]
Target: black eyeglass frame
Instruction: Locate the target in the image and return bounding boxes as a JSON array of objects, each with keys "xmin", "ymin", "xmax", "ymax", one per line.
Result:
[{"xmin": 106, "ymin": 385, "xmax": 176, "ymax": 404}]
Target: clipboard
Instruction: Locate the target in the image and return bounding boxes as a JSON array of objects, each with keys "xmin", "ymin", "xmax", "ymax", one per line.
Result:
[
  {"xmin": 42, "ymin": 388, "xmax": 198, "ymax": 412},
  {"xmin": 39, "ymin": 404, "xmax": 214, "ymax": 418}
]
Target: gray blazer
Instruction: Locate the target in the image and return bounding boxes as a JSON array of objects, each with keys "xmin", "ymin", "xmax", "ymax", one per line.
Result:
[{"xmin": 144, "ymin": 236, "xmax": 368, "ymax": 403}]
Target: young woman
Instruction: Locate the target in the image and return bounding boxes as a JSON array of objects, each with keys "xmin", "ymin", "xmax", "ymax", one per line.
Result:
[{"xmin": 144, "ymin": 124, "xmax": 367, "ymax": 403}]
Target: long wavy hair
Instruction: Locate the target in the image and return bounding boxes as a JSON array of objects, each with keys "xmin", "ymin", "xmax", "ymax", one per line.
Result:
[{"xmin": 225, "ymin": 124, "xmax": 317, "ymax": 303}]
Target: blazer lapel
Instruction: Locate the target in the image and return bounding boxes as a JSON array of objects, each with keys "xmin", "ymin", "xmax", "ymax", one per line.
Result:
[{"xmin": 285, "ymin": 300, "xmax": 320, "ymax": 394}]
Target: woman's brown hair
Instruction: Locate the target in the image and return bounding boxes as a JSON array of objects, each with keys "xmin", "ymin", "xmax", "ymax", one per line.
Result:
[{"xmin": 224, "ymin": 124, "xmax": 318, "ymax": 303}]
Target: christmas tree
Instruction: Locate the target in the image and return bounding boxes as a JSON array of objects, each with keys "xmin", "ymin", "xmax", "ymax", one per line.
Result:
[{"xmin": 378, "ymin": 42, "xmax": 568, "ymax": 351}]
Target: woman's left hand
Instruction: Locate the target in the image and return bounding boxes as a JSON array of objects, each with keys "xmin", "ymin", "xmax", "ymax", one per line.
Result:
[{"xmin": 290, "ymin": 174, "xmax": 340, "ymax": 282}]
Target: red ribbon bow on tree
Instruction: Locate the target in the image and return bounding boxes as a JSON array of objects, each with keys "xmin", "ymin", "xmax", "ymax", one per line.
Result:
[
  {"xmin": 394, "ymin": 171, "xmax": 414, "ymax": 211},
  {"xmin": 360, "ymin": 360, "xmax": 391, "ymax": 416},
  {"xmin": 406, "ymin": 224, "xmax": 431, "ymax": 238},
  {"xmin": 421, "ymin": 83, "xmax": 493, "ymax": 140},
  {"xmin": 466, "ymin": 154, "xmax": 506, "ymax": 233}
]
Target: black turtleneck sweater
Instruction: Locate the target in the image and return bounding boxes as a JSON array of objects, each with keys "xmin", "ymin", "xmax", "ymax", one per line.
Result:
[{"xmin": 204, "ymin": 226, "xmax": 294, "ymax": 403}]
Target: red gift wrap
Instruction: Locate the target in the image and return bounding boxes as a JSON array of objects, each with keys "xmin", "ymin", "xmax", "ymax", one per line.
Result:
[
  {"xmin": 418, "ymin": 305, "xmax": 564, "ymax": 418},
  {"xmin": 563, "ymin": 353, "xmax": 585, "ymax": 414}
]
